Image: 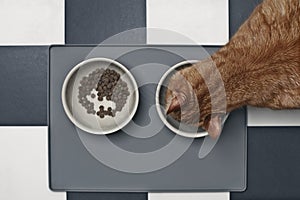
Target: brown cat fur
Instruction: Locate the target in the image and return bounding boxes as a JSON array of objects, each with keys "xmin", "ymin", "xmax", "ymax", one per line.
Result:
[{"xmin": 165, "ymin": 0, "xmax": 300, "ymax": 138}]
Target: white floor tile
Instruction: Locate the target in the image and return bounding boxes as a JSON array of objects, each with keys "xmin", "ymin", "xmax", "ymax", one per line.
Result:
[
  {"xmin": 247, "ymin": 107, "xmax": 300, "ymax": 126},
  {"xmin": 148, "ymin": 192, "xmax": 229, "ymax": 200},
  {"xmin": 0, "ymin": 0, "xmax": 64, "ymax": 45},
  {"xmin": 0, "ymin": 126, "xmax": 65, "ymax": 200},
  {"xmin": 146, "ymin": 0, "xmax": 229, "ymax": 45}
]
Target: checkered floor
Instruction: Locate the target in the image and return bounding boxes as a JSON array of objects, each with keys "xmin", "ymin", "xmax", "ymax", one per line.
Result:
[{"xmin": 1, "ymin": 0, "xmax": 300, "ymax": 200}]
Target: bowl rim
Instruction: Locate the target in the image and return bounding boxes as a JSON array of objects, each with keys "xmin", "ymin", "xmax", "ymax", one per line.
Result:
[
  {"xmin": 61, "ymin": 57, "xmax": 139, "ymax": 135},
  {"xmin": 155, "ymin": 60, "xmax": 209, "ymax": 138}
]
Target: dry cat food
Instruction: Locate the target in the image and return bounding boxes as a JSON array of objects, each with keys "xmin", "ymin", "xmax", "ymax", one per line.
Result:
[
  {"xmin": 96, "ymin": 106, "xmax": 114, "ymax": 118},
  {"xmin": 78, "ymin": 68, "xmax": 130, "ymax": 118}
]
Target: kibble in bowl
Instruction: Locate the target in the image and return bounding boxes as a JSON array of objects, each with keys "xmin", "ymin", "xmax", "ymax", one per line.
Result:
[{"xmin": 62, "ymin": 58, "xmax": 139, "ymax": 135}]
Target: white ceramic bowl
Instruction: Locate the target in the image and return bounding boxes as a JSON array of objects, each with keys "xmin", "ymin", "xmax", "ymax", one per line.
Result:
[
  {"xmin": 156, "ymin": 60, "xmax": 228, "ymax": 138},
  {"xmin": 61, "ymin": 58, "xmax": 139, "ymax": 135}
]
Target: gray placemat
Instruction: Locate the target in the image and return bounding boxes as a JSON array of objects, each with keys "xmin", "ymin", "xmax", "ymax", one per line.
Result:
[{"xmin": 49, "ymin": 45, "xmax": 246, "ymax": 192}]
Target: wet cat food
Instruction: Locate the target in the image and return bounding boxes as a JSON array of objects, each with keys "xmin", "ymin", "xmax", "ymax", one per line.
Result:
[{"xmin": 78, "ymin": 68, "xmax": 130, "ymax": 118}]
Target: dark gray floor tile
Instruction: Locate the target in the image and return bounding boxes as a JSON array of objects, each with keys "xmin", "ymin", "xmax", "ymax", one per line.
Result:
[
  {"xmin": 0, "ymin": 47, "xmax": 48, "ymax": 125},
  {"xmin": 67, "ymin": 192, "xmax": 147, "ymax": 200},
  {"xmin": 65, "ymin": 0, "xmax": 146, "ymax": 44}
]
